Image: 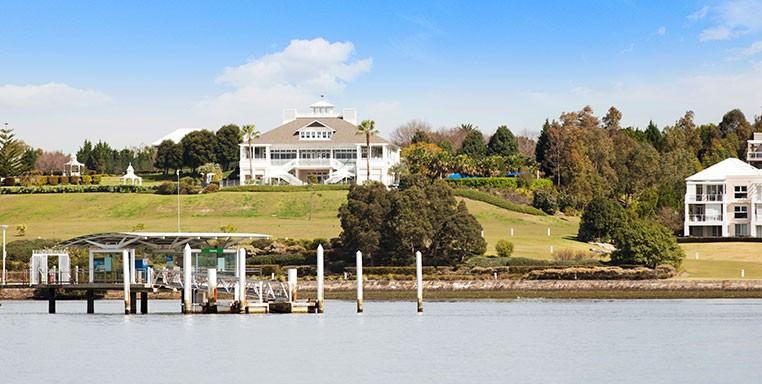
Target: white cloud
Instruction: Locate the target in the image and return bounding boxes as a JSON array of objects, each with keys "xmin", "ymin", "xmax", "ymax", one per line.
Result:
[
  {"xmin": 656, "ymin": 26, "xmax": 667, "ymax": 36},
  {"xmin": 687, "ymin": 6, "xmax": 709, "ymax": 21},
  {"xmin": 199, "ymin": 38, "xmax": 372, "ymax": 126},
  {"xmin": 740, "ymin": 40, "xmax": 762, "ymax": 56},
  {"xmin": 0, "ymin": 83, "xmax": 109, "ymax": 108},
  {"xmin": 697, "ymin": 0, "xmax": 762, "ymax": 41}
]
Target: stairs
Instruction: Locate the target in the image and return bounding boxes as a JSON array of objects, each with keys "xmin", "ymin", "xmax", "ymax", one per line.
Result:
[
  {"xmin": 324, "ymin": 159, "xmax": 356, "ymax": 184},
  {"xmin": 265, "ymin": 159, "xmax": 304, "ymax": 186}
]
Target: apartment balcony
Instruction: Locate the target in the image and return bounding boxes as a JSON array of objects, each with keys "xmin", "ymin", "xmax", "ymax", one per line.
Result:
[
  {"xmin": 747, "ymin": 152, "xmax": 762, "ymax": 161},
  {"xmin": 687, "ymin": 214, "xmax": 723, "ymax": 223},
  {"xmin": 686, "ymin": 194, "xmax": 724, "ymax": 202}
]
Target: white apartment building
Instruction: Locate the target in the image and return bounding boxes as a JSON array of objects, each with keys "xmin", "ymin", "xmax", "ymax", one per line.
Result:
[
  {"xmin": 684, "ymin": 157, "xmax": 762, "ymax": 238},
  {"xmin": 238, "ymin": 100, "xmax": 400, "ymax": 186}
]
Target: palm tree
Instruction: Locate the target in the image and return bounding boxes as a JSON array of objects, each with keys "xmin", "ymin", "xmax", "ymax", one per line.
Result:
[
  {"xmin": 241, "ymin": 124, "xmax": 260, "ymax": 184},
  {"xmin": 356, "ymin": 119, "xmax": 378, "ymax": 183}
]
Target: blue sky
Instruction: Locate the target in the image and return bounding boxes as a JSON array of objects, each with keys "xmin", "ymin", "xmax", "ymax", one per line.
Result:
[{"xmin": 2, "ymin": 0, "xmax": 762, "ymax": 151}]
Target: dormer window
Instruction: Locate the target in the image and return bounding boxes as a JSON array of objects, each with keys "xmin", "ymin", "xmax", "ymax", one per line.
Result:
[{"xmin": 297, "ymin": 121, "xmax": 335, "ymax": 140}]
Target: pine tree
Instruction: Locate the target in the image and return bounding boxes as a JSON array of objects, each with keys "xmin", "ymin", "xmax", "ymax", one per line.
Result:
[
  {"xmin": 487, "ymin": 125, "xmax": 518, "ymax": 156},
  {"xmin": 458, "ymin": 126, "xmax": 487, "ymax": 159},
  {"xmin": 535, "ymin": 119, "xmax": 551, "ymax": 173},
  {"xmin": 0, "ymin": 124, "xmax": 26, "ymax": 177}
]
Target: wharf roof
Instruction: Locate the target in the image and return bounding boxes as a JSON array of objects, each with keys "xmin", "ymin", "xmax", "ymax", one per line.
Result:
[{"xmin": 59, "ymin": 232, "xmax": 270, "ymax": 250}]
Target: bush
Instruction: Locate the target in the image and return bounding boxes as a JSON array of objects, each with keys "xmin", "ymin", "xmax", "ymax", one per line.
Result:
[
  {"xmin": 532, "ymin": 186, "xmax": 558, "ymax": 214},
  {"xmin": 553, "ymin": 249, "xmax": 591, "ymax": 261},
  {"xmin": 495, "ymin": 240, "xmax": 514, "ymax": 257},
  {"xmin": 611, "ymin": 219, "xmax": 684, "ymax": 268},
  {"xmin": 81, "ymin": 175, "xmax": 92, "ymax": 184},
  {"xmin": 224, "ymin": 184, "xmax": 350, "ymax": 192},
  {"xmin": 445, "ymin": 177, "xmax": 518, "ymax": 189},
  {"xmin": 2, "ymin": 177, "xmax": 16, "ymax": 186},
  {"xmin": 578, "ymin": 196, "xmax": 628, "ymax": 242},
  {"xmin": 69, "ymin": 176, "xmax": 81, "ymax": 185},
  {"xmin": 203, "ymin": 183, "xmax": 220, "ymax": 194},
  {"xmin": 92, "ymin": 175, "xmax": 102, "ymax": 184},
  {"xmin": 59, "ymin": 176, "xmax": 69, "ymax": 185},
  {"xmin": 156, "ymin": 181, "xmax": 176, "ymax": 195},
  {"xmin": 529, "ymin": 178, "xmax": 553, "ymax": 190},
  {"xmin": 524, "ymin": 266, "xmax": 676, "ymax": 280},
  {"xmin": 452, "ymin": 188, "xmax": 545, "ymax": 215},
  {"xmin": 0, "ymin": 185, "xmax": 151, "ymax": 194},
  {"xmin": 47, "ymin": 176, "xmax": 59, "ymax": 185},
  {"xmin": 344, "ymin": 266, "xmax": 437, "ymax": 275}
]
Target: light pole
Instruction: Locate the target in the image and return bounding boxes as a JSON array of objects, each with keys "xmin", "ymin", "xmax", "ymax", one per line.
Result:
[
  {"xmin": 176, "ymin": 169, "xmax": 181, "ymax": 233},
  {"xmin": 2, "ymin": 224, "xmax": 7, "ymax": 285}
]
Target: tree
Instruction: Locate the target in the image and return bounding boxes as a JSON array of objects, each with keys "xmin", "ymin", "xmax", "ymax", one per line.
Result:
[
  {"xmin": 495, "ymin": 240, "xmax": 514, "ymax": 257},
  {"xmin": 644, "ymin": 120, "xmax": 663, "ymax": 151},
  {"xmin": 458, "ymin": 126, "xmax": 487, "ymax": 159},
  {"xmin": 536, "ymin": 119, "xmax": 551, "ymax": 173},
  {"xmin": 578, "ymin": 196, "xmax": 628, "ymax": 242},
  {"xmin": 391, "ymin": 119, "xmax": 431, "ymax": 147},
  {"xmin": 35, "ymin": 151, "xmax": 68, "ymax": 175},
  {"xmin": 602, "ymin": 106, "xmax": 622, "ymax": 131},
  {"xmin": 216, "ymin": 124, "xmax": 242, "ymax": 170},
  {"xmin": 20, "ymin": 147, "xmax": 39, "ymax": 174},
  {"xmin": 154, "ymin": 140, "xmax": 183, "ymax": 174},
  {"xmin": 516, "ymin": 135, "xmax": 536, "ymax": 160},
  {"xmin": 429, "ymin": 201, "xmax": 486, "ymax": 265},
  {"xmin": 338, "ymin": 182, "xmax": 393, "ymax": 266},
  {"xmin": 356, "ymin": 119, "xmax": 378, "ymax": 182},
  {"xmin": 88, "ymin": 141, "xmax": 114, "ymax": 174},
  {"xmin": 611, "ymin": 219, "xmax": 684, "ymax": 268},
  {"xmin": 487, "ymin": 125, "xmax": 518, "ymax": 156},
  {"xmin": 0, "ymin": 124, "xmax": 26, "ymax": 177},
  {"xmin": 77, "ymin": 140, "xmax": 93, "ymax": 167},
  {"xmin": 613, "ymin": 136, "xmax": 659, "ymax": 205},
  {"xmin": 240, "ymin": 124, "xmax": 260, "ymax": 184},
  {"xmin": 411, "ymin": 130, "xmax": 431, "ymax": 144},
  {"xmin": 181, "ymin": 130, "xmax": 218, "ymax": 173}
]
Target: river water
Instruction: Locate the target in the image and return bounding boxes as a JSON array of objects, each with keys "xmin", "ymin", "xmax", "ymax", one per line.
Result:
[{"xmin": 1, "ymin": 299, "xmax": 761, "ymax": 383}]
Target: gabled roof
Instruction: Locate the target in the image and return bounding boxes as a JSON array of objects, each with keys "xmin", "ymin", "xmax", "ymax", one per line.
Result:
[
  {"xmin": 245, "ymin": 117, "xmax": 393, "ymax": 146},
  {"xmin": 686, "ymin": 158, "xmax": 761, "ymax": 181},
  {"xmin": 152, "ymin": 128, "xmax": 198, "ymax": 146}
]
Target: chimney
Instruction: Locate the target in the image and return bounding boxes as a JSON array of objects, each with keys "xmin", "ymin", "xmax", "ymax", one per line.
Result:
[{"xmin": 342, "ymin": 108, "xmax": 357, "ymax": 125}]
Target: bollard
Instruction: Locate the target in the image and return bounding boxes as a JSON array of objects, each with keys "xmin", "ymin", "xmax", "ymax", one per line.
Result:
[
  {"xmin": 316, "ymin": 244, "xmax": 325, "ymax": 313},
  {"xmin": 238, "ymin": 248, "xmax": 247, "ymax": 312},
  {"xmin": 695, "ymin": 252, "xmax": 699, "ymax": 260},
  {"xmin": 344, "ymin": 272, "xmax": 348, "ymax": 280},
  {"xmin": 550, "ymin": 245, "xmax": 554, "ymax": 254},
  {"xmin": 356, "ymin": 251, "xmax": 364, "ymax": 313},
  {"xmin": 271, "ymin": 272, "xmax": 275, "ymax": 280},
  {"xmin": 493, "ymin": 272, "xmax": 498, "ymax": 280},
  {"xmin": 287, "ymin": 268, "xmax": 297, "ymax": 301},
  {"xmin": 741, "ymin": 269, "xmax": 745, "ymax": 278},
  {"xmin": 416, "ymin": 251, "xmax": 423, "ymax": 313},
  {"xmin": 547, "ymin": 227, "xmax": 551, "ymax": 237},
  {"xmin": 481, "ymin": 230, "xmax": 484, "ymax": 238},
  {"xmin": 510, "ymin": 228, "xmax": 514, "ymax": 237},
  {"xmin": 123, "ymin": 249, "xmax": 131, "ymax": 314},
  {"xmin": 183, "ymin": 244, "xmax": 192, "ymax": 314}
]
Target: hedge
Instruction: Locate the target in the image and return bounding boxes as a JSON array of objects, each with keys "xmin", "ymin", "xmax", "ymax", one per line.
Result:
[
  {"xmin": 223, "ymin": 184, "xmax": 350, "ymax": 192},
  {"xmin": 345, "ymin": 266, "xmax": 438, "ymax": 275},
  {"xmin": 453, "ymin": 189, "xmax": 545, "ymax": 215},
  {"xmin": 249, "ymin": 254, "xmax": 312, "ymax": 266},
  {"xmin": 0, "ymin": 174, "xmax": 104, "ymax": 187},
  {"xmin": 445, "ymin": 177, "xmax": 552, "ymax": 190},
  {"xmin": 524, "ymin": 265, "xmax": 676, "ymax": 280},
  {"xmin": 0, "ymin": 185, "xmax": 153, "ymax": 194}
]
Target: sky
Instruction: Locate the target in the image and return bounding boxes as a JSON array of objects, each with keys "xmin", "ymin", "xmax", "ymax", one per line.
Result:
[{"xmin": 2, "ymin": 0, "xmax": 762, "ymax": 152}]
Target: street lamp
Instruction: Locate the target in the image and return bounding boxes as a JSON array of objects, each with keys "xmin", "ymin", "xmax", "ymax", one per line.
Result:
[
  {"xmin": 176, "ymin": 169, "xmax": 181, "ymax": 233},
  {"xmin": 2, "ymin": 224, "xmax": 7, "ymax": 285}
]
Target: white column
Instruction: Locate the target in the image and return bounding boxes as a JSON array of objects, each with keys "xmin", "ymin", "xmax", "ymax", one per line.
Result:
[
  {"xmin": 88, "ymin": 250, "xmax": 94, "ymax": 283},
  {"xmin": 207, "ymin": 268, "xmax": 217, "ymax": 307},
  {"xmin": 416, "ymin": 251, "xmax": 423, "ymax": 313},
  {"xmin": 356, "ymin": 251, "xmax": 363, "ymax": 313},
  {"xmin": 122, "ymin": 249, "xmax": 130, "ymax": 314},
  {"xmin": 2, "ymin": 224, "xmax": 6, "ymax": 285},
  {"xmin": 183, "ymin": 244, "xmax": 192, "ymax": 314},
  {"xmin": 129, "ymin": 250, "xmax": 136, "ymax": 284},
  {"xmin": 287, "ymin": 268, "xmax": 297, "ymax": 302},
  {"xmin": 238, "ymin": 247, "xmax": 247, "ymax": 311},
  {"xmin": 316, "ymin": 244, "xmax": 325, "ymax": 313}
]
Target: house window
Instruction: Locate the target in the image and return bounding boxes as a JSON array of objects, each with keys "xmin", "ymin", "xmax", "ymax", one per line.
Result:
[
  {"xmin": 361, "ymin": 146, "xmax": 384, "ymax": 159},
  {"xmin": 735, "ymin": 224, "xmax": 749, "ymax": 237},
  {"xmin": 253, "ymin": 147, "xmax": 266, "ymax": 159},
  {"xmin": 735, "ymin": 185, "xmax": 748, "ymax": 199},
  {"xmin": 334, "ymin": 149, "xmax": 357, "ymax": 160},
  {"xmin": 271, "ymin": 149, "xmax": 297, "ymax": 160},
  {"xmin": 734, "ymin": 206, "xmax": 748, "ymax": 219}
]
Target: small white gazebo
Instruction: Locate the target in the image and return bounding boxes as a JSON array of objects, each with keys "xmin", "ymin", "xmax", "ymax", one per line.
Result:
[
  {"xmin": 120, "ymin": 163, "xmax": 143, "ymax": 185},
  {"xmin": 64, "ymin": 155, "xmax": 85, "ymax": 176}
]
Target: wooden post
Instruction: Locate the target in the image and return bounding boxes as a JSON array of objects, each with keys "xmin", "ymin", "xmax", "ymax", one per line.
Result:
[
  {"xmin": 123, "ymin": 249, "xmax": 130, "ymax": 314},
  {"xmin": 416, "ymin": 251, "xmax": 423, "ymax": 313},
  {"xmin": 88, "ymin": 249, "xmax": 94, "ymax": 283},
  {"xmin": 316, "ymin": 244, "xmax": 325, "ymax": 313},
  {"xmin": 238, "ymin": 248, "xmax": 247, "ymax": 312},
  {"xmin": 183, "ymin": 244, "xmax": 192, "ymax": 314},
  {"xmin": 48, "ymin": 287, "xmax": 56, "ymax": 314},
  {"xmin": 129, "ymin": 291, "xmax": 137, "ymax": 314},
  {"xmin": 86, "ymin": 289, "xmax": 94, "ymax": 314},
  {"xmin": 287, "ymin": 268, "xmax": 297, "ymax": 302},
  {"xmin": 547, "ymin": 227, "xmax": 551, "ymax": 237},
  {"xmin": 510, "ymin": 228, "xmax": 514, "ymax": 237},
  {"xmin": 356, "ymin": 251, "xmax": 363, "ymax": 313},
  {"xmin": 140, "ymin": 291, "xmax": 148, "ymax": 314}
]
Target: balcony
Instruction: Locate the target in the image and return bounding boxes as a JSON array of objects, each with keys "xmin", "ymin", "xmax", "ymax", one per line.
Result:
[
  {"xmin": 688, "ymin": 214, "xmax": 723, "ymax": 223},
  {"xmin": 747, "ymin": 152, "xmax": 762, "ymax": 160},
  {"xmin": 687, "ymin": 194, "xmax": 724, "ymax": 202}
]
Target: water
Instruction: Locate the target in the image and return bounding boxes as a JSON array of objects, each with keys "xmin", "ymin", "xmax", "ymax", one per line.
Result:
[{"xmin": 1, "ymin": 299, "xmax": 761, "ymax": 383}]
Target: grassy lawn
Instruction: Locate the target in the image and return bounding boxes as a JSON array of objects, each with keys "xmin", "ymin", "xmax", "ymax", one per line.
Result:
[{"xmin": 2, "ymin": 190, "xmax": 760, "ymax": 278}]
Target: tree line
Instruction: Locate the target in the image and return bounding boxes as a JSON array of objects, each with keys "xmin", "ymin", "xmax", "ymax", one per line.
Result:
[{"xmin": 153, "ymin": 124, "xmax": 248, "ymax": 175}]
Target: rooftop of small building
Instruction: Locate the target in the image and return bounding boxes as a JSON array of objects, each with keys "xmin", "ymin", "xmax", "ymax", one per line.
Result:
[{"xmin": 686, "ymin": 157, "xmax": 761, "ymax": 181}]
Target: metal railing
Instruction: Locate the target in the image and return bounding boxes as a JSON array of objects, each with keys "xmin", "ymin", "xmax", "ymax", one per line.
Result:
[
  {"xmin": 688, "ymin": 214, "xmax": 723, "ymax": 222},
  {"xmin": 747, "ymin": 152, "xmax": 762, "ymax": 160},
  {"xmin": 688, "ymin": 194, "xmax": 724, "ymax": 202}
]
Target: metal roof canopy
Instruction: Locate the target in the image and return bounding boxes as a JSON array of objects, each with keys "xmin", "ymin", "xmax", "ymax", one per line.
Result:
[{"xmin": 59, "ymin": 232, "xmax": 270, "ymax": 251}]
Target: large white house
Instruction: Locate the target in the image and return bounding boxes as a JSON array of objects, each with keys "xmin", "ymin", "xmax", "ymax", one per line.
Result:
[
  {"xmin": 238, "ymin": 100, "xmax": 400, "ymax": 186},
  {"xmin": 684, "ymin": 154, "xmax": 762, "ymax": 238}
]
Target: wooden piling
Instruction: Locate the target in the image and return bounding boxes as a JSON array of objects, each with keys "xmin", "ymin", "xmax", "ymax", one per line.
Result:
[
  {"xmin": 356, "ymin": 251, "xmax": 363, "ymax": 313},
  {"xmin": 48, "ymin": 287, "xmax": 56, "ymax": 314},
  {"xmin": 207, "ymin": 268, "xmax": 217, "ymax": 312},
  {"xmin": 129, "ymin": 291, "xmax": 137, "ymax": 314},
  {"xmin": 123, "ymin": 249, "xmax": 130, "ymax": 314},
  {"xmin": 416, "ymin": 251, "xmax": 423, "ymax": 313},
  {"xmin": 238, "ymin": 248, "xmax": 247, "ymax": 313},
  {"xmin": 316, "ymin": 244, "xmax": 325, "ymax": 313},
  {"xmin": 182, "ymin": 244, "xmax": 192, "ymax": 314},
  {"xmin": 140, "ymin": 291, "xmax": 148, "ymax": 314},
  {"xmin": 287, "ymin": 268, "xmax": 297, "ymax": 301},
  {"xmin": 86, "ymin": 289, "xmax": 94, "ymax": 314}
]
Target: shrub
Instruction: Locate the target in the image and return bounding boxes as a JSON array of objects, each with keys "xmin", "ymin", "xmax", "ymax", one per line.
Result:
[
  {"xmin": 92, "ymin": 175, "xmax": 102, "ymax": 184},
  {"xmin": 203, "ymin": 183, "xmax": 220, "ymax": 194},
  {"xmin": 578, "ymin": 197, "xmax": 628, "ymax": 242},
  {"xmin": 495, "ymin": 239, "xmax": 514, "ymax": 257},
  {"xmin": 47, "ymin": 176, "xmax": 59, "ymax": 185},
  {"xmin": 69, "ymin": 176, "xmax": 81, "ymax": 185},
  {"xmin": 81, "ymin": 175, "xmax": 92, "ymax": 184},
  {"xmin": 529, "ymin": 178, "xmax": 553, "ymax": 190},
  {"xmin": 220, "ymin": 224, "xmax": 236, "ymax": 233},
  {"xmin": 611, "ymin": 219, "xmax": 684, "ymax": 268},
  {"xmin": 223, "ymin": 184, "xmax": 350, "ymax": 192},
  {"xmin": 553, "ymin": 249, "xmax": 591, "ymax": 261},
  {"xmin": 2, "ymin": 177, "xmax": 16, "ymax": 186},
  {"xmin": 156, "ymin": 181, "xmax": 176, "ymax": 195},
  {"xmin": 59, "ymin": 176, "xmax": 69, "ymax": 185},
  {"xmin": 532, "ymin": 186, "xmax": 558, "ymax": 214},
  {"xmin": 16, "ymin": 224, "xmax": 27, "ymax": 237},
  {"xmin": 524, "ymin": 266, "xmax": 676, "ymax": 280},
  {"xmin": 445, "ymin": 177, "xmax": 518, "ymax": 189}
]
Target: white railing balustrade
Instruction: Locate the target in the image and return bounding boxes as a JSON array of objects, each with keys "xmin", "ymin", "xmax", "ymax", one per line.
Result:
[
  {"xmin": 688, "ymin": 214, "xmax": 723, "ymax": 222},
  {"xmin": 689, "ymin": 194, "xmax": 724, "ymax": 202}
]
